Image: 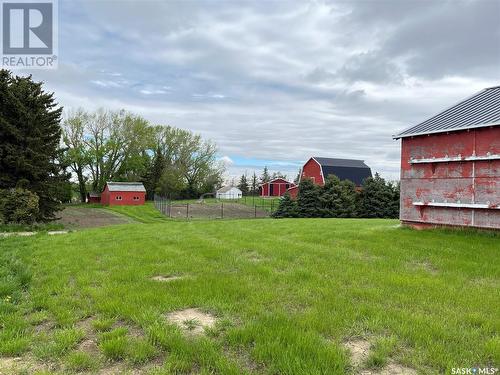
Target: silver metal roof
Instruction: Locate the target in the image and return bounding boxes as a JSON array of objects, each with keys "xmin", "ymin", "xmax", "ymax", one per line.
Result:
[
  {"xmin": 393, "ymin": 85, "xmax": 500, "ymax": 139},
  {"xmin": 106, "ymin": 182, "xmax": 146, "ymax": 192},
  {"xmin": 217, "ymin": 186, "xmax": 241, "ymax": 193}
]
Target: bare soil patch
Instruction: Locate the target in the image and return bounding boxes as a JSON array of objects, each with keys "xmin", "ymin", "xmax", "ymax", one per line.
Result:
[
  {"xmin": 165, "ymin": 308, "xmax": 217, "ymax": 335},
  {"xmin": 151, "ymin": 275, "xmax": 184, "ymax": 282},
  {"xmin": 407, "ymin": 260, "xmax": 439, "ymax": 275},
  {"xmin": 56, "ymin": 207, "xmax": 134, "ymax": 229},
  {"xmin": 0, "ymin": 231, "xmax": 36, "ymax": 237},
  {"xmin": 0, "ymin": 356, "xmax": 49, "ymax": 374},
  {"xmin": 241, "ymin": 250, "xmax": 265, "ymax": 263},
  {"xmin": 344, "ymin": 338, "xmax": 371, "ymax": 367},
  {"xmin": 343, "ymin": 338, "xmax": 417, "ymax": 375}
]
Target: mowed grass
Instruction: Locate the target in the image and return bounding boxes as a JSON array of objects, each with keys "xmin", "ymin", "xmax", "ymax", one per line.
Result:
[
  {"xmin": 0, "ymin": 217, "xmax": 499, "ymax": 374},
  {"xmin": 104, "ymin": 202, "xmax": 168, "ymax": 223}
]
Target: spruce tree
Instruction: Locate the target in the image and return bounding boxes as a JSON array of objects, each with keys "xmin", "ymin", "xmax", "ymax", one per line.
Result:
[
  {"xmin": 296, "ymin": 178, "xmax": 321, "ymax": 217},
  {"xmin": 237, "ymin": 174, "xmax": 249, "ymax": 195},
  {"xmin": 142, "ymin": 146, "xmax": 165, "ymax": 199},
  {"xmin": 272, "ymin": 193, "xmax": 298, "ymax": 218},
  {"xmin": 0, "ymin": 70, "xmax": 67, "ymax": 221},
  {"xmin": 358, "ymin": 173, "xmax": 394, "ymax": 218},
  {"xmin": 260, "ymin": 166, "xmax": 270, "ymax": 184},
  {"xmin": 250, "ymin": 172, "xmax": 258, "ymax": 195}
]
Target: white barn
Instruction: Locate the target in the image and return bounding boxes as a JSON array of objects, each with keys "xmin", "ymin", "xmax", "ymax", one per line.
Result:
[{"xmin": 216, "ymin": 186, "xmax": 242, "ymax": 200}]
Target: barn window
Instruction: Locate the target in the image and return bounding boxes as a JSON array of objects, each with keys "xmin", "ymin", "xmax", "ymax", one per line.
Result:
[
  {"xmin": 285, "ymin": 184, "xmax": 290, "ymax": 189},
  {"xmin": 116, "ymin": 196, "xmax": 122, "ymax": 200},
  {"xmin": 133, "ymin": 196, "xmax": 139, "ymax": 200}
]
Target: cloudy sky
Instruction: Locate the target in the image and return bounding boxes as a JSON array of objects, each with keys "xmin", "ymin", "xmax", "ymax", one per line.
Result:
[{"xmin": 25, "ymin": 0, "xmax": 500, "ymax": 180}]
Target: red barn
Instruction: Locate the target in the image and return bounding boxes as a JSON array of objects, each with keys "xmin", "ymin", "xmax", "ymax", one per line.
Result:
[
  {"xmin": 260, "ymin": 178, "xmax": 295, "ymax": 197},
  {"xmin": 100, "ymin": 182, "xmax": 146, "ymax": 206},
  {"xmin": 287, "ymin": 157, "xmax": 372, "ymax": 198},
  {"xmin": 393, "ymin": 86, "xmax": 500, "ymax": 230}
]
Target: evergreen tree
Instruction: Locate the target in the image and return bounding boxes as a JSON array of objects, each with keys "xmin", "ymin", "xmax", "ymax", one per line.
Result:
[
  {"xmin": 272, "ymin": 194, "xmax": 298, "ymax": 218},
  {"xmin": 260, "ymin": 166, "xmax": 270, "ymax": 184},
  {"xmin": 294, "ymin": 168, "xmax": 302, "ymax": 185},
  {"xmin": 250, "ymin": 172, "xmax": 258, "ymax": 195},
  {"xmin": 0, "ymin": 70, "xmax": 67, "ymax": 221},
  {"xmin": 358, "ymin": 173, "xmax": 395, "ymax": 218},
  {"xmin": 142, "ymin": 146, "xmax": 165, "ymax": 199},
  {"xmin": 296, "ymin": 178, "xmax": 321, "ymax": 217},
  {"xmin": 237, "ymin": 174, "xmax": 249, "ymax": 195}
]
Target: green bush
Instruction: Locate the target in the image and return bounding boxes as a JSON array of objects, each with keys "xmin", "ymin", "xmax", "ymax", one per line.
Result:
[{"xmin": 0, "ymin": 188, "xmax": 40, "ymax": 224}]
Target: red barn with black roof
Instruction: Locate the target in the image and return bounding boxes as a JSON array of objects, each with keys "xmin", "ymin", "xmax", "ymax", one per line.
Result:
[{"xmin": 287, "ymin": 157, "xmax": 372, "ymax": 198}]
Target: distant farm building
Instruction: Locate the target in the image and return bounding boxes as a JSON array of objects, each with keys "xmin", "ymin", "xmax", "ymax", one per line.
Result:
[
  {"xmin": 288, "ymin": 157, "xmax": 372, "ymax": 198},
  {"xmin": 259, "ymin": 178, "xmax": 295, "ymax": 197},
  {"xmin": 100, "ymin": 182, "xmax": 146, "ymax": 206},
  {"xmin": 86, "ymin": 192, "xmax": 101, "ymax": 204},
  {"xmin": 216, "ymin": 186, "xmax": 242, "ymax": 199},
  {"xmin": 393, "ymin": 85, "xmax": 500, "ymax": 230}
]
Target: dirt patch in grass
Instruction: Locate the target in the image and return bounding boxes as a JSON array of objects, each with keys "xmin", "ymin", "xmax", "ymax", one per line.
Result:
[
  {"xmin": 0, "ymin": 356, "xmax": 49, "ymax": 374},
  {"xmin": 151, "ymin": 275, "xmax": 184, "ymax": 282},
  {"xmin": 343, "ymin": 338, "xmax": 416, "ymax": 375},
  {"xmin": 56, "ymin": 207, "xmax": 134, "ymax": 229},
  {"xmin": 407, "ymin": 260, "xmax": 439, "ymax": 275},
  {"xmin": 241, "ymin": 250, "xmax": 266, "ymax": 263},
  {"xmin": 165, "ymin": 308, "xmax": 217, "ymax": 335},
  {"xmin": 344, "ymin": 338, "xmax": 371, "ymax": 367}
]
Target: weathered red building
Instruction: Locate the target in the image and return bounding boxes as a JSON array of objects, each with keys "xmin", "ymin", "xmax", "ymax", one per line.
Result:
[
  {"xmin": 100, "ymin": 182, "xmax": 146, "ymax": 206},
  {"xmin": 260, "ymin": 178, "xmax": 295, "ymax": 197},
  {"xmin": 394, "ymin": 86, "xmax": 500, "ymax": 230},
  {"xmin": 287, "ymin": 157, "xmax": 372, "ymax": 198},
  {"xmin": 86, "ymin": 192, "xmax": 101, "ymax": 204}
]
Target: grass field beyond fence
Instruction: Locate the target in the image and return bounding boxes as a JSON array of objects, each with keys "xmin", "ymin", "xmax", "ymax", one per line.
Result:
[{"xmin": 0, "ymin": 216, "xmax": 499, "ymax": 374}]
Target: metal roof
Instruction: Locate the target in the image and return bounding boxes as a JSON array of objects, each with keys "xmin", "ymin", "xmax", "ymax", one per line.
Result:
[
  {"xmin": 393, "ymin": 85, "xmax": 500, "ymax": 139},
  {"xmin": 217, "ymin": 186, "xmax": 241, "ymax": 193},
  {"xmin": 106, "ymin": 182, "xmax": 146, "ymax": 192},
  {"xmin": 313, "ymin": 157, "xmax": 369, "ymax": 168}
]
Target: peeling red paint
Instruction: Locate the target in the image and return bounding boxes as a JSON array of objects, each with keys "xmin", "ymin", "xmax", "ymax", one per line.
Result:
[{"xmin": 399, "ymin": 127, "xmax": 500, "ymax": 229}]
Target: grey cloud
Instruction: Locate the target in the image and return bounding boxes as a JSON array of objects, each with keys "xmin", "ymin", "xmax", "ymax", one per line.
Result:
[{"xmin": 22, "ymin": 0, "xmax": 500, "ymax": 182}]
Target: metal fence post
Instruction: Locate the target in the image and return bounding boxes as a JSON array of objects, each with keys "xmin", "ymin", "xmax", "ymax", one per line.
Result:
[
  {"xmin": 254, "ymin": 204, "xmax": 257, "ymax": 218},
  {"xmin": 186, "ymin": 203, "xmax": 189, "ymax": 220},
  {"xmin": 221, "ymin": 202, "xmax": 224, "ymax": 219}
]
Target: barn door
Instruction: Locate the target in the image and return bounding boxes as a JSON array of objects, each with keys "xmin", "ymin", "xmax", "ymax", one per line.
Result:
[{"xmin": 269, "ymin": 183, "xmax": 274, "ymax": 196}]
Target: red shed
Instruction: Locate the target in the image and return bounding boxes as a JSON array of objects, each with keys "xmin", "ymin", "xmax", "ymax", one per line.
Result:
[
  {"xmin": 86, "ymin": 192, "xmax": 101, "ymax": 204},
  {"xmin": 287, "ymin": 157, "xmax": 372, "ymax": 198},
  {"xmin": 259, "ymin": 178, "xmax": 295, "ymax": 197},
  {"xmin": 100, "ymin": 182, "xmax": 146, "ymax": 206},
  {"xmin": 393, "ymin": 86, "xmax": 500, "ymax": 230}
]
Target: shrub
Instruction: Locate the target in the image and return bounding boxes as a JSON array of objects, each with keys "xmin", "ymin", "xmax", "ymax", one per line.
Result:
[
  {"xmin": 0, "ymin": 188, "xmax": 40, "ymax": 224},
  {"xmin": 272, "ymin": 194, "xmax": 298, "ymax": 218}
]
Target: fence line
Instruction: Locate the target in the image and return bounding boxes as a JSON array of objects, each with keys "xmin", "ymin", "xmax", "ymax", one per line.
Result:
[{"xmin": 153, "ymin": 194, "xmax": 277, "ymax": 220}]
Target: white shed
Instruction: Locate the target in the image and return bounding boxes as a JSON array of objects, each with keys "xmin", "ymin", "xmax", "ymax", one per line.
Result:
[{"xmin": 216, "ymin": 186, "xmax": 242, "ymax": 200}]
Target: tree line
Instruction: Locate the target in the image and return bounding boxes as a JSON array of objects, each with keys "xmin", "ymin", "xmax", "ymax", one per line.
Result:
[
  {"xmin": 273, "ymin": 174, "xmax": 400, "ymax": 219},
  {"xmin": 0, "ymin": 70, "xmax": 223, "ymax": 224}
]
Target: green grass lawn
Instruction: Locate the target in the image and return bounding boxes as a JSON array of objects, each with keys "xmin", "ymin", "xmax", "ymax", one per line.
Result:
[
  {"xmin": 105, "ymin": 202, "xmax": 169, "ymax": 223},
  {"xmin": 0, "ymin": 217, "xmax": 498, "ymax": 374}
]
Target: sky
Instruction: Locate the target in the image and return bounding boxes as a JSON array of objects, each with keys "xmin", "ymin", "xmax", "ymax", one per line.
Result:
[{"xmin": 20, "ymin": 0, "xmax": 500, "ymax": 181}]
